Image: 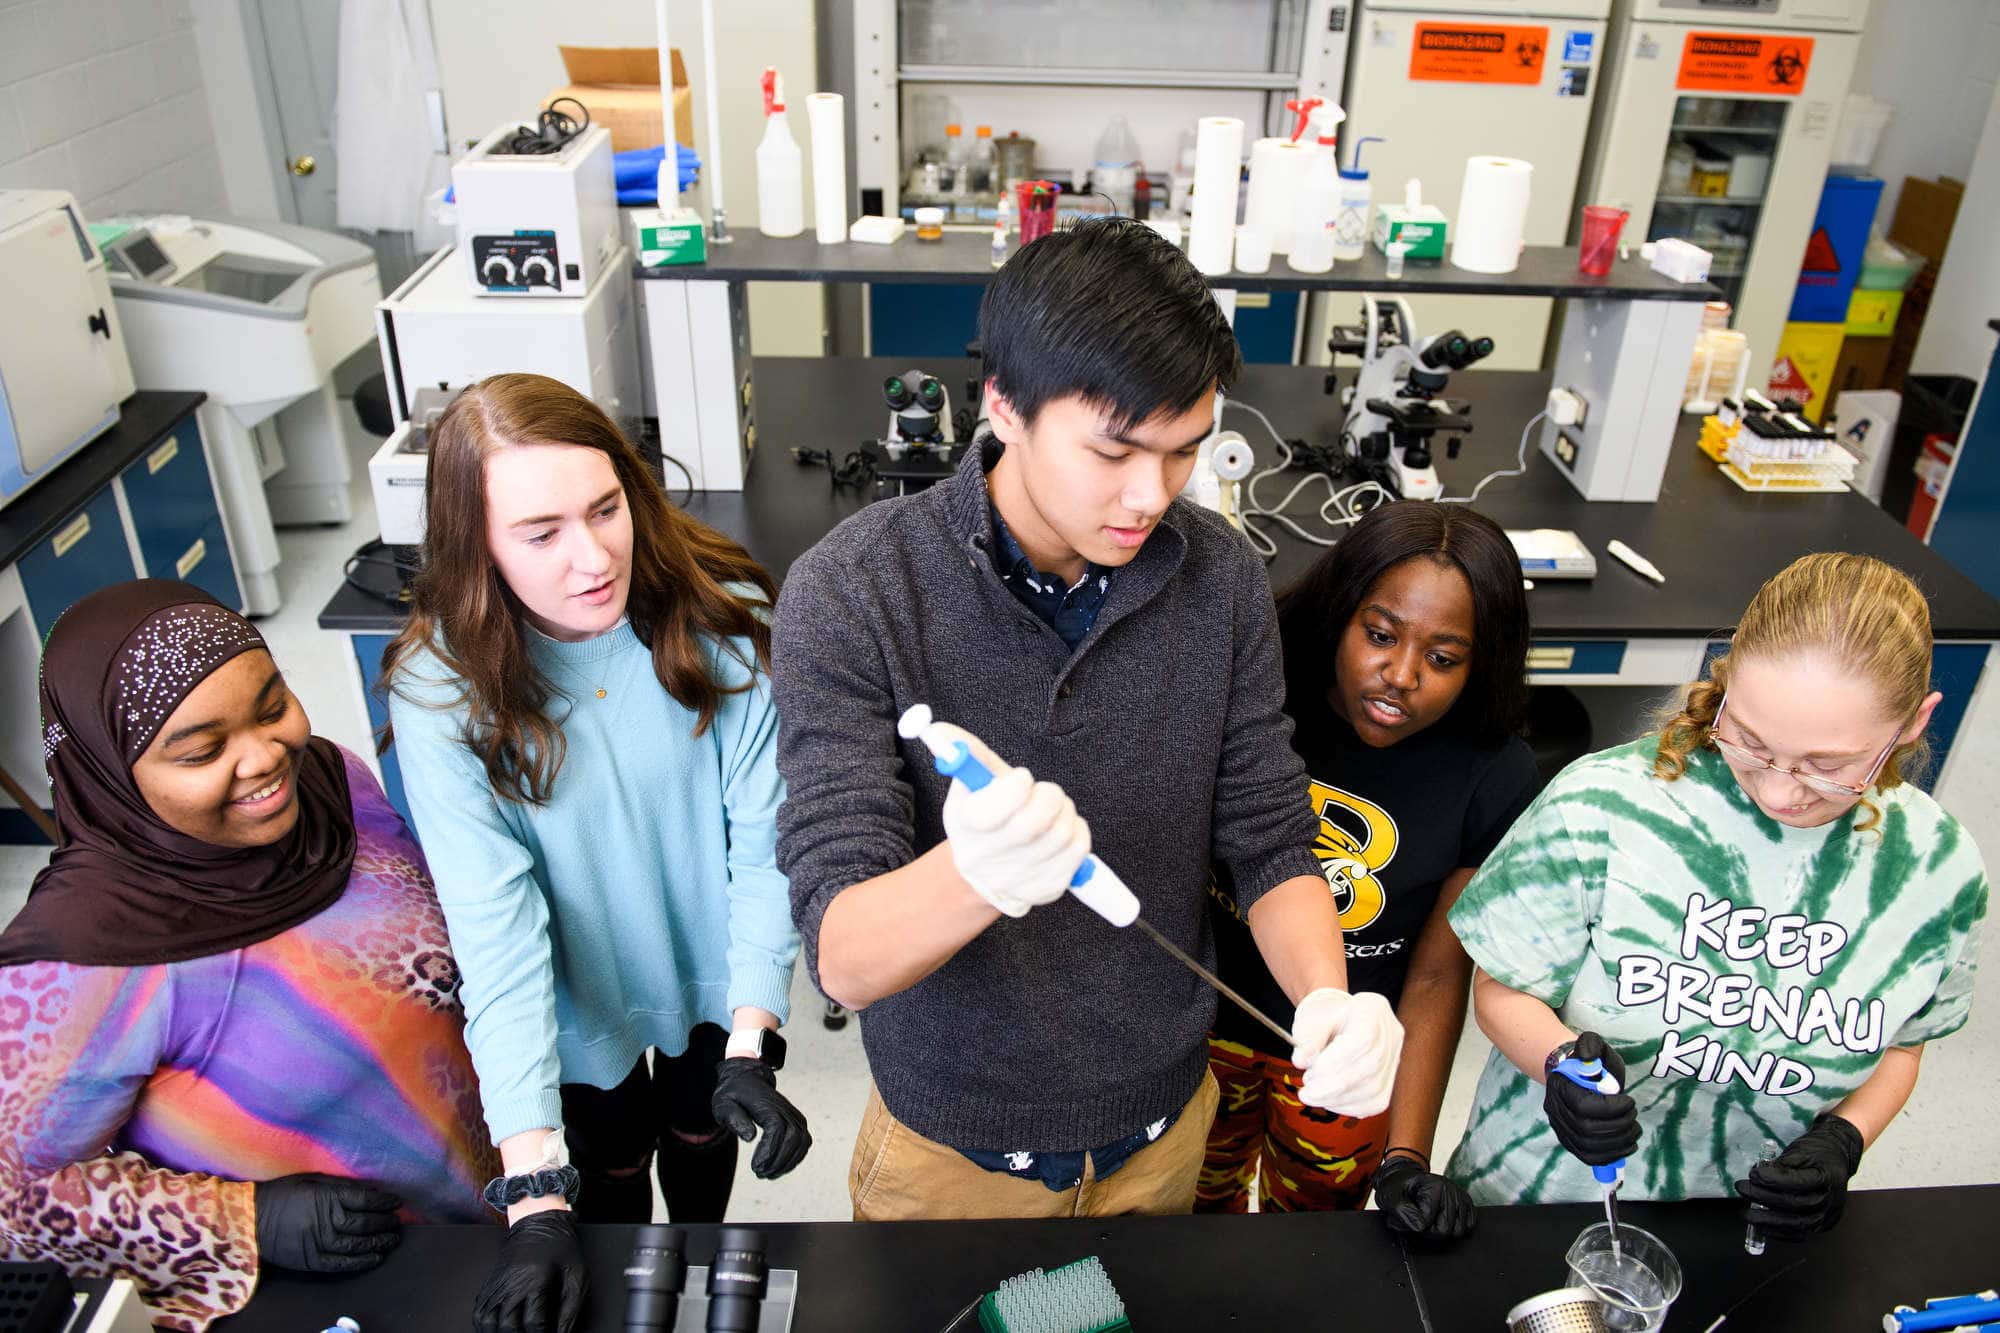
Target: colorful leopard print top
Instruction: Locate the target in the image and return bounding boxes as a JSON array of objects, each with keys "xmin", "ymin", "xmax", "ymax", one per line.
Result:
[{"xmin": 0, "ymin": 749, "xmax": 500, "ymax": 1330}]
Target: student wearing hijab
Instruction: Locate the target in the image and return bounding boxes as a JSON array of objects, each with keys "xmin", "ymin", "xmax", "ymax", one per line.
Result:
[{"xmin": 0, "ymin": 581, "xmax": 497, "ymax": 1332}]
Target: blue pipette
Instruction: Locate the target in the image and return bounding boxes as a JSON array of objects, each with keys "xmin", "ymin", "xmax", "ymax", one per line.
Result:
[
  {"xmin": 1883, "ymin": 1291, "xmax": 2000, "ymax": 1332},
  {"xmin": 897, "ymin": 704, "xmax": 1299, "ymax": 1047},
  {"xmin": 1553, "ymin": 1053, "xmax": 1627, "ymax": 1245}
]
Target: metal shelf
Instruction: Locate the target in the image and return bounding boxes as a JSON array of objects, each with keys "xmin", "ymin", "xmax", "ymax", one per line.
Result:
[
  {"xmin": 1669, "ymin": 123, "xmax": 1783, "ymax": 137},
  {"xmin": 1655, "ymin": 194, "xmax": 1766, "ymax": 208},
  {"xmin": 897, "ymin": 63, "xmax": 1299, "ymax": 90}
]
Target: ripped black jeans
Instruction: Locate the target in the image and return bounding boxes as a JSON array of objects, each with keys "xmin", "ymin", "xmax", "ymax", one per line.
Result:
[{"xmin": 560, "ymin": 1023, "xmax": 736, "ymax": 1223}]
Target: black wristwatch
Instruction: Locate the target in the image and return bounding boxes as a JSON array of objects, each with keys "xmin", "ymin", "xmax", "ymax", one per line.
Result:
[{"xmin": 724, "ymin": 1027, "xmax": 788, "ymax": 1071}]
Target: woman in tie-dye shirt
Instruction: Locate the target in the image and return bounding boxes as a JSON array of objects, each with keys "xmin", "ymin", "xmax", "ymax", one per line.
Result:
[
  {"xmin": 0, "ymin": 581, "xmax": 497, "ymax": 1330},
  {"xmin": 1447, "ymin": 555, "xmax": 1987, "ymax": 1242}
]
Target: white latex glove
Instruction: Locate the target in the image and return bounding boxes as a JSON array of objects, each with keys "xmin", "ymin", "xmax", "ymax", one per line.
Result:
[
  {"xmin": 934, "ymin": 723, "xmax": 1091, "ymax": 918},
  {"xmin": 1290, "ymin": 987, "xmax": 1404, "ymax": 1119}
]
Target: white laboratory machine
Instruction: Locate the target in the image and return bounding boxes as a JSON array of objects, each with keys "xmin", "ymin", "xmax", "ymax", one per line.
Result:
[
  {"xmin": 368, "ymin": 385, "xmax": 457, "ymax": 547},
  {"xmin": 374, "ymin": 244, "xmax": 642, "ymax": 428},
  {"xmin": 106, "ymin": 216, "xmax": 382, "ymax": 615},
  {"xmin": 452, "ymin": 122, "xmax": 619, "ymax": 298},
  {"xmin": 1326, "ymin": 0, "xmax": 1611, "ymax": 370},
  {"xmin": 0, "ymin": 191, "xmax": 135, "ymax": 508},
  {"xmin": 1577, "ymin": 0, "xmax": 1870, "ymax": 377}
]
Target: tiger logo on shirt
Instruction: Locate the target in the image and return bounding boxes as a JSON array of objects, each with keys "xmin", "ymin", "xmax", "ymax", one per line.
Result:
[{"xmin": 1309, "ymin": 780, "xmax": 1398, "ymax": 932}]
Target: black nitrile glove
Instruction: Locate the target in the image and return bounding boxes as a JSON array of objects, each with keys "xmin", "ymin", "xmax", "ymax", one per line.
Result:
[
  {"xmin": 1735, "ymin": 1112, "xmax": 1865, "ymax": 1241},
  {"xmin": 252, "ymin": 1173, "xmax": 402, "ymax": 1273},
  {"xmin": 711, "ymin": 1057, "xmax": 812, "ymax": 1179},
  {"xmin": 1371, "ymin": 1154, "xmax": 1476, "ymax": 1240},
  {"xmin": 474, "ymin": 1210, "xmax": 589, "ymax": 1333},
  {"xmin": 1544, "ymin": 1032, "xmax": 1641, "ymax": 1167}
]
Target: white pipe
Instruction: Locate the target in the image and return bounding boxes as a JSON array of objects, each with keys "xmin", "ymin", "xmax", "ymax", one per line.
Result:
[
  {"xmin": 654, "ymin": 0, "xmax": 677, "ymax": 206},
  {"xmin": 699, "ymin": 0, "xmax": 729, "ymax": 237}
]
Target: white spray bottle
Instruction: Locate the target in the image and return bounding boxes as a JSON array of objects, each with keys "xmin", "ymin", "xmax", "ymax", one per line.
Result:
[
  {"xmin": 756, "ymin": 66, "xmax": 804, "ymax": 238},
  {"xmin": 1285, "ymin": 99, "xmax": 1346, "ymax": 275}
]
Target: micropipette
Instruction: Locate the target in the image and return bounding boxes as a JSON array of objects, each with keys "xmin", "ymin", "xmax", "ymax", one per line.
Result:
[
  {"xmin": 898, "ymin": 704, "xmax": 1300, "ymax": 1049},
  {"xmin": 1552, "ymin": 1054, "xmax": 1627, "ymax": 1249}
]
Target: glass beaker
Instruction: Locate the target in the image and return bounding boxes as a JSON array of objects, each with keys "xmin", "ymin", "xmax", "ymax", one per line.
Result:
[
  {"xmin": 1564, "ymin": 1223, "xmax": 1682, "ymax": 1332},
  {"xmin": 1578, "ymin": 205, "xmax": 1630, "ymax": 276}
]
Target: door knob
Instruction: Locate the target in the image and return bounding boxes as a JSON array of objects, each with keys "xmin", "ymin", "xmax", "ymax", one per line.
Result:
[{"xmin": 291, "ymin": 155, "xmax": 316, "ymax": 176}]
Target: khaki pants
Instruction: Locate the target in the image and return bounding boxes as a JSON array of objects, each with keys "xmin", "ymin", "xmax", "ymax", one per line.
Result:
[{"xmin": 848, "ymin": 1070, "xmax": 1220, "ymax": 1221}]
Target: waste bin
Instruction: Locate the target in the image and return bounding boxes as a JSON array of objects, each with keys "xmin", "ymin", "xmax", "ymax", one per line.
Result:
[{"xmin": 1883, "ymin": 374, "xmax": 1976, "ymax": 524}]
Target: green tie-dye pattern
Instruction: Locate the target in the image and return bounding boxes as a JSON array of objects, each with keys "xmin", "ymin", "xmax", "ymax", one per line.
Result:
[{"xmin": 1448, "ymin": 741, "xmax": 1988, "ymax": 1207}]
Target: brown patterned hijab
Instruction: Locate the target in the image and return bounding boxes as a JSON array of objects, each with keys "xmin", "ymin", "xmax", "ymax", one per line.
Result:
[{"xmin": 0, "ymin": 581, "xmax": 354, "ymax": 966}]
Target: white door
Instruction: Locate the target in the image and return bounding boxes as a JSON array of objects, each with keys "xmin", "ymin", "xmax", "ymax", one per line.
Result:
[
  {"xmin": 1587, "ymin": 20, "xmax": 1860, "ymax": 378},
  {"xmin": 1335, "ymin": 4, "xmax": 1609, "ymax": 369},
  {"xmin": 1, "ymin": 213, "xmax": 118, "ymax": 474}
]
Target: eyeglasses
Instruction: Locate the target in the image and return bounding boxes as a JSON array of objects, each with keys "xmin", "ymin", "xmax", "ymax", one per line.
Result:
[{"xmin": 1706, "ymin": 693, "xmax": 1905, "ymax": 799}]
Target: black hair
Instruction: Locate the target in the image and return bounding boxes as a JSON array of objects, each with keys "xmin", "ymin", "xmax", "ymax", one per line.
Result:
[
  {"xmin": 1275, "ymin": 501, "xmax": 1531, "ymax": 744},
  {"xmin": 978, "ymin": 216, "xmax": 1242, "ymax": 432}
]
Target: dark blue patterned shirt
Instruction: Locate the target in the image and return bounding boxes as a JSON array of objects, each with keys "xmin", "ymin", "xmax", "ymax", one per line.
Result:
[{"xmin": 988, "ymin": 505, "xmax": 1115, "ymax": 648}]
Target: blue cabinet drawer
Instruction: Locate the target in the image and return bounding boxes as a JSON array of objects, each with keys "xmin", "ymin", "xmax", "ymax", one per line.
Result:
[
  {"xmin": 118, "ymin": 420, "xmax": 242, "ymax": 611},
  {"xmin": 1526, "ymin": 640, "xmax": 1628, "ymax": 675},
  {"xmin": 17, "ymin": 488, "xmax": 137, "ymax": 630}
]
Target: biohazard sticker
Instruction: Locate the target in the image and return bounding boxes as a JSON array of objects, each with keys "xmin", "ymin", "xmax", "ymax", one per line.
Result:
[
  {"xmin": 1409, "ymin": 23, "xmax": 1550, "ymax": 85},
  {"xmin": 1676, "ymin": 31, "xmax": 1815, "ymax": 94}
]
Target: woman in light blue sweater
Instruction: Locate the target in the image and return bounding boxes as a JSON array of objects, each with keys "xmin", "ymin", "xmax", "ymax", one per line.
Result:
[{"xmin": 382, "ymin": 374, "xmax": 807, "ymax": 1333}]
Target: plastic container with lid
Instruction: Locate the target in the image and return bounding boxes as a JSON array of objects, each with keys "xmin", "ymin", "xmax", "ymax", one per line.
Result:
[
  {"xmin": 1093, "ymin": 113, "xmax": 1142, "ymax": 216},
  {"xmin": 913, "ymin": 206, "xmax": 945, "ymax": 241},
  {"xmin": 1333, "ymin": 137, "xmax": 1378, "ymax": 263},
  {"xmin": 943, "ymin": 123, "xmax": 966, "ymax": 194},
  {"xmin": 970, "ymin": 125, "xmax": 996, "ymax": 194},
  {"xmin": 1691, "ymin": 157, "xmax": 1730, "ymax": 197}
]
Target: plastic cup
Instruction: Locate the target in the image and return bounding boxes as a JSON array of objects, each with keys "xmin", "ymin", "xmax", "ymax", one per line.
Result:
[
  {"xmin": 1234, "ymin": 223, "xmax": 1272, "ymax": 274},
  {"xmin": 1579, "ymin": 205, "xmax": 1630, "ymax": 276},
  {"xmin": 1564, "ymin": 1223, "xmax": 1682, "ymax": 1332},
  {"xmin": 1015, "ymin": 180, "xmax": 1059, "ymax": 245}
]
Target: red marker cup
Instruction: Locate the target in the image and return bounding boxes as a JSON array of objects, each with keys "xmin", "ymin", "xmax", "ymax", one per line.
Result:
[{"xmin": 1578, "ymin": 205, "xmax": 1629, "ymax": 277}]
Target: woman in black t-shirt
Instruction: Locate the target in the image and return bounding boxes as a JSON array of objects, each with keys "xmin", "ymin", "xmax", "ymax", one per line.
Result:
[{"xmin": 1196, "ymin": 501, "xmax": 1538, "ymax": 1236}]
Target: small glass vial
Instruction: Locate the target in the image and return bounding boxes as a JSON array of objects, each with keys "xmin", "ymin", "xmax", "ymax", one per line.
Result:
[
  {"xmin": 914, "ymin": 206, "xmax": 945, "ymax": 241},
  {"xmin": 1385, "ymin": 240, "xmax": 1410, "ymax": 280},
  {"xmin": 1744, "ymin": 1141, "xmax": 1780, "ymax": 1255}
]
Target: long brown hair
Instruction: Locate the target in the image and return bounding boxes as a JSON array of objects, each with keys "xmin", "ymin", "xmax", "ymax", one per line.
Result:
[
  {"xmin": 380, "ymin": 374, "xmax": 775, "ymax": 805},
  {"xmin": 1652, "ymin": 552, "xmax": 1932, "ymax": 831}
]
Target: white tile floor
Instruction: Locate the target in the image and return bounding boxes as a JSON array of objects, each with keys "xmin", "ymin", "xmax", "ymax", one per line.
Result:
[{"xmin": 2, "ymin": 417, "xmax": 1995, "ymax": 1222}]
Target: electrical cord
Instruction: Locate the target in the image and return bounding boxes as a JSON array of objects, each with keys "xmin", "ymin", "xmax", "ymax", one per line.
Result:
[
  {"xmin": 1440, "ymin": 410, "xmax": 1548, "ymax": 505},
  {"xmin": 343, "ymin": 539, "xmax": 421, "ymax": 609},
  {"xmin": 791, "ymin": 445, "xmax": 877, "ymax": 490},
  {"xmin": 661, "ymin": 451, "xmax": 695, "ymax": 508},
  {"xmin": 502, "ymin": 97, "xmax": 590, "ymax": 155},
  {"xmin": 1224, "ymin": 399, "xmax": 1389, "ymax": 560}
]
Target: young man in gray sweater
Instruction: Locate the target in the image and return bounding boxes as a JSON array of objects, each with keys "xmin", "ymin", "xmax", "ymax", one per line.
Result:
[{"xmin": 771, "ymin": 218, "xmax": 1403, "ymax": 1220}]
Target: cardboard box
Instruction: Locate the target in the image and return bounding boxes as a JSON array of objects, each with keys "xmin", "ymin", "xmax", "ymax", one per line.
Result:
[
  {"xmin": 548, "ymin": 47, "xmax": 692, "ymax": 154},
  {"xmin": 634, "ymin": 206, "xmax": 707, "ymax": 266},
  {"xmin": 1831, "ymin": 334, "xmax": 1893, "ymax": 397},
  {"xmin": 1372, "ymin": 203, "xmax": 1448, "ymax": 260},
  {"xmin": 1887, "ymin": 175, "xmax": 1963, "ymax": 263}
]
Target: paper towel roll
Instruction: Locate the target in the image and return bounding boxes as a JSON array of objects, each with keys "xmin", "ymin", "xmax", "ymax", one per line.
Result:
[
  {"xmin": 808, "ymin": 92, "xmax": 847, "ymax": 244},
  {"xmin": 1188, "ymin": 117, "xmax": 1244, "ymax": 277},
  {"xmin": 1245, "ymin": 137, "xmax": 1311, "ymax": 254},
  {"xmin": 1452, "ymin": 155, "xmax": 1533, "ymax": 274}
]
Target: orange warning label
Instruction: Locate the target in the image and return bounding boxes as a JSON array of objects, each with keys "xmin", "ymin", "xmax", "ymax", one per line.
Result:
[
  {"xmin": 1409, "ymin": 23, "xmax": 1549, "ymax": 85},
  {"xmin": 1676, "ymin": 31, "xmax": 1815, "ymax": 94}
]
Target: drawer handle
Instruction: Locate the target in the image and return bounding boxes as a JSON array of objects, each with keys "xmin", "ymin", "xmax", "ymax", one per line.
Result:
[
  {"xmin": 147, "ymin": 438, "xmax": 180, "ymax": 473},
  {"xmin": 1527, "ymin": 646, "xmax": 1577, "ymax": 671},
  {"xmin": 175, "ymin": 537, "xmax": 206, "ymax": 579},
  {"xmin": 52, "ymin": 513, "xmax": 91, "ymax": 558}
]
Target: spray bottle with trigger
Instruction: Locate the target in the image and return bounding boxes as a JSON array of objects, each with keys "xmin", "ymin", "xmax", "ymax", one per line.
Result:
[{"xmin": 1552, "ymin": 1050, "xmax": 1627, "ymax": 1246}]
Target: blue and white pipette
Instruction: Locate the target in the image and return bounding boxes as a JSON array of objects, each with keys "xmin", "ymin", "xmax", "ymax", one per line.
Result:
[
  {"xmin": 1553, "ymin": 1053, "xmax": 1627, "ymax": 1245},
  {"xmin": 1883, "ymin": 1291, "xmax": 2000, "ymax": 1332},
  {"xmin": 897, "ymin": 704, "xmax": 1299, "ymax": 1048}
]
